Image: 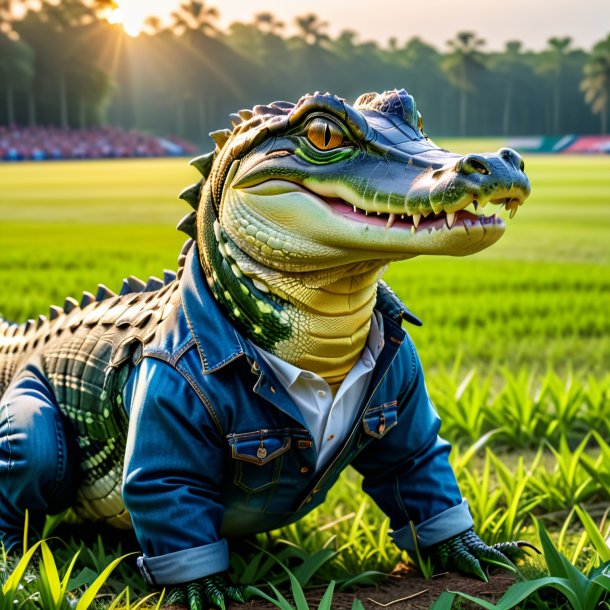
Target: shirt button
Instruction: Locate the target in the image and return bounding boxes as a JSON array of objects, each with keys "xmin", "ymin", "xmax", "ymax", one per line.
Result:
[
  {"xmin": 317, "ymin": 390, "xmax": 326, "ymax": 398},
  {"xmin": 270, "ymin": 385, "xmax": 276, "ymax": 393},
  {"xmin": 327, "ymin": 434, "xmax": 335, "ymax": 441},
  {"xmin": 300, "ymin": 466, "xmax": 310, "ymax": 474}
]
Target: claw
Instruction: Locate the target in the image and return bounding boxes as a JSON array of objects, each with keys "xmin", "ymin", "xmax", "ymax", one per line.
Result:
[
  {"xmin": 460, "ymin": 554, "xmax": 488, "ymax": 582},
  {"xmin": 187, "ymin": 581, "xmax": 204, "ymax": 610},
  {"xmin": 493, "ymin": 540, "xmax": 541, "ymax": 561},
  {"xmin": 165, "ymin": 587, "xmax": 187, "ymax": 607},
  {"xmin": 226, "ymin": 586, "xmax": 246, "ymax": 604},
  {"xmin": 426, "ymin": 528, "xmax": 535, "ymax": 582},
  {"xmin": 165, "ymin": 572, "xmax": 244, "ymax": 610}
]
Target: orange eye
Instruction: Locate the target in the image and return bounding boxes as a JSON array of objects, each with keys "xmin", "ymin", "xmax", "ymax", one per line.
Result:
[{"xmin": 306, "ymin": 118, "xmax": 346, "ymax": 150}]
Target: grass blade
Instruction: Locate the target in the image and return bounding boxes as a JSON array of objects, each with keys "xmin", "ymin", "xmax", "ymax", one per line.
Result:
[
  {"xmin": 430, "ymin": 591, "xmax": 457, "ymax": 610},
  {"xmin": 40, "ymin": 540, "xmax": 62, "ymax": 605},
  {"xmin": 316, "ymin": 581, "xmax": 336, "ymax": 610},
  {"xmin": 75, "ymin": 552, "xmax": 136, "ymax": 609},
  {"xmin": 575, "ymin": 505, "xmax": 610, "ymax": 563}
]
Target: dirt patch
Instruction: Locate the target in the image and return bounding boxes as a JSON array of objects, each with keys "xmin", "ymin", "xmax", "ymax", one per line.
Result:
[{"xmin": 244, "ymin": 567, "xmax": 516, "ymax": 610}]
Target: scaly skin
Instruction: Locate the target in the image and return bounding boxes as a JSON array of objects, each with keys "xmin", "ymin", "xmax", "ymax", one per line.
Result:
[
  {"xmin": 425, "ymin": 528, "xmax": 539, "ymax": 581},
  {"xmin": 0, "ymin": 89, "xmax": 531, "ymax": 609},
  {"xmin": 188, "ymin": 90, "xmax": 530, "ymax": 390}
]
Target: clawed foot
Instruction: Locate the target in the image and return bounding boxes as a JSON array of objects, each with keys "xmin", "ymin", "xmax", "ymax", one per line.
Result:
[
  {"xmin": 164, "ymin": 572, "xmax": 244, "ymax": 610},
  {"xmin": 426, "ymin": 528, "xmax": 539, "ymax": 582}
]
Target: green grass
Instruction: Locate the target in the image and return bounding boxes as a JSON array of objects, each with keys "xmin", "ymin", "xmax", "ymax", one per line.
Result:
[
  {"xmin": 1, "ymin": 153, "xmax": 609, "ymax": 608},
  {"xmin": 1, "ymin": 155, "xmax": 609, "ymax": 375}
]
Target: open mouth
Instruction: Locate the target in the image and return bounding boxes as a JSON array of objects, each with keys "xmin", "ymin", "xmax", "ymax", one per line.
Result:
[
  {"xmin": 239, "ymin": 179, "xmax": 520, "ymax": 233},
  {"xmin": 323, "ymin": 197, "xmax": 507, "ymax": 234}
]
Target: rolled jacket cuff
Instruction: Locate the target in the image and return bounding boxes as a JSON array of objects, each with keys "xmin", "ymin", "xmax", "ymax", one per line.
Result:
[
  {"xmin": 137, "ymin": 539, "xmax": 229, "ymax": 585},
  {"xmin": 390, "ymin": 499, "xmax": 474, "ymax": 551}
]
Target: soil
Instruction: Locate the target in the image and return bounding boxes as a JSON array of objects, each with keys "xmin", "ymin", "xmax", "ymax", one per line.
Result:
[
  {"xmin": 246, "ymin": 568, "xmax": 515, "ymax": 610},
  {"xmin": 165, "ymin": 566, "xmax": 516, "ymax": 610}
]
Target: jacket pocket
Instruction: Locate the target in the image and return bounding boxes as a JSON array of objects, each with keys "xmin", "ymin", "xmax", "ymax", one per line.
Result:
[
  {"xmin": 228, "ymin": 429, "xmax": 292, "ymax": 493},
  {"xmin": 362, "ymin": 401, "xmax": 398, "ymax": 439}
]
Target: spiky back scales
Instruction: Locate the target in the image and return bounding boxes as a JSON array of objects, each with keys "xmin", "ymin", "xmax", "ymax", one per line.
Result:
[{"xmin": 0, "ymin": 243, "xmax": 191, "ymax": 524}]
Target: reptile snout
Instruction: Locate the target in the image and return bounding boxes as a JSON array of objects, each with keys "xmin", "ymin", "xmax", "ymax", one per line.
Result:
[
  {"xmin": 451, "ymin": 147, "xmax": 530, "ymax": 208},
  {"xmin": 456, "ymin": 147, "xmax": 525, "ymax": 176},
  {"xmin": 456, "ymin": 154, "xmax": 492, "ymax": 176}
]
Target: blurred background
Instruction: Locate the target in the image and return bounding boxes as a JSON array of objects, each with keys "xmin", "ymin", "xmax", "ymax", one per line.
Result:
[
  {"xmin": 0, "ymin": 0, "xmax": 609, "ymax": 158},
  {"xmin": 1, "ymin": 4, "xmax": 610, "ymax": 605}
]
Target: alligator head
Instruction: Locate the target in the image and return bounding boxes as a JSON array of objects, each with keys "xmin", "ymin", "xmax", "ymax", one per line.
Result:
[{"xmin": 179, "ymin": 89, "xmax": 531, "ymax": 386}]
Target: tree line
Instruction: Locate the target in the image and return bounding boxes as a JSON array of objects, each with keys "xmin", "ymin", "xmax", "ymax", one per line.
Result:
[{"xmin": 1, "ymin": 0, "xmax": 609, "ymax": 145}]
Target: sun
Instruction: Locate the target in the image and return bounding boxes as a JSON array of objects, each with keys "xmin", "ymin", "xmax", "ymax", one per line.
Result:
[{"xmin": 106, "ymin": 0, "xmax": 149, "ymax": 37}]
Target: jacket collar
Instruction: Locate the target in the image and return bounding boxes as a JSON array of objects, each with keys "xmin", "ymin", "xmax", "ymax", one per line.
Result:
[
  {"xmin": 180, "ymin": 243, "xmax": 250, "ymax": 373},
  {"xmin": 180, "ymin": 242, "xmax": 421, "ymax": 374},
  {"xmin": 375, "ymin": 280, "xmax": 422, "ymax": 327}
]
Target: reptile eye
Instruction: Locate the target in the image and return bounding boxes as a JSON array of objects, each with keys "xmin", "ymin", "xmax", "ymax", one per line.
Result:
[{"xmin": 306, "ymin": 118, "xmax": 345, "ymax": 151}]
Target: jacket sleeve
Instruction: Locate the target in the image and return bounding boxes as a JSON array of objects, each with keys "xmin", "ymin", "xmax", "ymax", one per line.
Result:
[
  {"xmin": 350, "ymin": 335, "xmax": 473, "ymax": 551},
  {"xmin": 122, "ymin": 357, "xmax": 228, "ymax": 585}
]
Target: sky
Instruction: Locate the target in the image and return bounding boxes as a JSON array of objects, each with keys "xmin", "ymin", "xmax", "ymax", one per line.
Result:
[{"xmin": 132, "ymin": 0, "xmax": 609, "ymax": 51}]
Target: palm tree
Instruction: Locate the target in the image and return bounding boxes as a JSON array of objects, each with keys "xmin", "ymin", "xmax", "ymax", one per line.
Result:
[
  {"xmin": 581, "ymin": 35, "xmax": 610, "ymax": 134},
  {"xmin": 253, "ymin": 12, "xmax": 284, "ymax": 36},
  {"xmin": 294, "ymin": 13, "xmax": 329, "ymax": 46},
  {"xmin": 494, "ymin": 40, "xmax": 523, "ymax": 135},
  {"xmin": 538, "ymin": 36, "xmax": 572, "ymax": 133},
  {"xmin": 171, "ymin": 1, "xmax": 219, "ymax": 37},
  {"xmin": 442, "ymin": 31, "xmax": 486, "ymax": 135}
]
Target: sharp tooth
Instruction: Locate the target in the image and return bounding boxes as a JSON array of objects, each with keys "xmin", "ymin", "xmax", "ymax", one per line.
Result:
[
  {"xmin": 412, "ymin": 213, "xmax": 421, "ymax": 228},
  {"xmin": 400, "ymin": 214, "xmax": 405, "ymax": 219},
  {"xmin": 385, "ymin": 213, "xmax": 397, "ymax": 230},
  {"xmin": 410, "ymin": 226, "xmax": 415, "ymax": 235},
  {"xmin": 446, "ymin": 212, "xmax": 456, "ymax": 229},
  {"xmin": 353, "ymin": 205, "xmax": 357, "ymax": 213},
  {"xmin": 376, "ymin": 212, "xmax": 380, "ymax": 216},
  {"xmin": 506, "ymin": 199, "xmax": 519, "ymax": 219},
  {"xmin": 364, "ymin": 211, "xmax": 368, "ymax": 216}
]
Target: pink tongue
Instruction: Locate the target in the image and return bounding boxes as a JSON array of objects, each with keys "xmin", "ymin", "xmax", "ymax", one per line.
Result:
[{"xmin": 327, "ymin": 201, "xmax": 390, "ymax": 227}]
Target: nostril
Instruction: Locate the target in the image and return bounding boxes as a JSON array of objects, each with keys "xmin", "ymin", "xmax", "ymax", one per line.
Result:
[
  {"xmin": 457, "ymin": 155, "xmax": 491, "ymax": 176},
  {"xmin": 498, "ymin": 147, "xmax": 525, "ymax": 171}
]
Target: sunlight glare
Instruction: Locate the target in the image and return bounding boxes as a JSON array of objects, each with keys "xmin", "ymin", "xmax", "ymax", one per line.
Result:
[{"xmin": 106, "ymin": 1, "xmax": 148, "ymax": 37}]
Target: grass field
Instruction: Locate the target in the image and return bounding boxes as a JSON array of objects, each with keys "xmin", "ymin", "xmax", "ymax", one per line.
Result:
[
  {"xmin": 1, "ymin": 153, "xmax": 609, "ymax": 375},
  {"xmin": 0, "ymin": 151, "xmax": 609, "ymax": 608}
]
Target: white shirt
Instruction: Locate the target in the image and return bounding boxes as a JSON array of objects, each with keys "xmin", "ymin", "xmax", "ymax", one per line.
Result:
[{"xmin": 255, "ymin": 312, "xmax": 385, "ymax": 471}]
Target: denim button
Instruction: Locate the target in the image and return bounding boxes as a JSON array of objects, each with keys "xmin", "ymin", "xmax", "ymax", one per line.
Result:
[{"xmin": 300, "ymin": 466, "xmax": 309, "ymax": 474}]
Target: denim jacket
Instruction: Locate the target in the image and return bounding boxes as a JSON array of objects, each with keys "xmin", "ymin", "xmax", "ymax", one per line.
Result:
[{"xmin": 122, "ymin": 245, "xmax": 473, "ymax": 586}]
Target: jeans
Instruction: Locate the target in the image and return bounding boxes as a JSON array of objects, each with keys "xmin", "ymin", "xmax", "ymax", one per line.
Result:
[{"xmin": 0, "ymin": 362, "xmax": 77, "ymax": 551}]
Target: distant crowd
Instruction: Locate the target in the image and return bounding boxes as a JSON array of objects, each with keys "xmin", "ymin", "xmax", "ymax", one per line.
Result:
[{"xmin": 0, "ymin": 125, "xmax": 198, "ymax": 161}]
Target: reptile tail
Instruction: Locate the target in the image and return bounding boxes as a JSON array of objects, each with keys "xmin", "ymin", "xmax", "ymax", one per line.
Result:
[{"xmin": 0, "ymin": 239, "xmax": 195, "ymax": 400}]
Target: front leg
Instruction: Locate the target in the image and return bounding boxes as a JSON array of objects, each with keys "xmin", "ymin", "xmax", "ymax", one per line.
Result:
[
  {"xmin": 164, "ymin": 572, "xmax": 244, "ymax": 610},
  {"xmin": 425, "ymin": 528, "xmax": 538, "ymax": 581}
]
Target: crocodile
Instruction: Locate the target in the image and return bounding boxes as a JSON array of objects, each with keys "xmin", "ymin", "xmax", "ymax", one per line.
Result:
[{"xmin": 0, "ymin": 89, "xmax": 531, "ymax": 608}]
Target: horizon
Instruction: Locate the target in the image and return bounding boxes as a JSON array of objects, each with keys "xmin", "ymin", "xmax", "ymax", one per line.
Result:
[{"xmin": 102, "ymin": 0, "xmax": 609, "ymax": 51}]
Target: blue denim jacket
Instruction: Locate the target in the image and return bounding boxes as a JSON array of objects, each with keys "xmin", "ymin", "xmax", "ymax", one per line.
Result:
[{"xmin": 122, "ymin": 245, "xmax": 473, "ymax": 586}]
